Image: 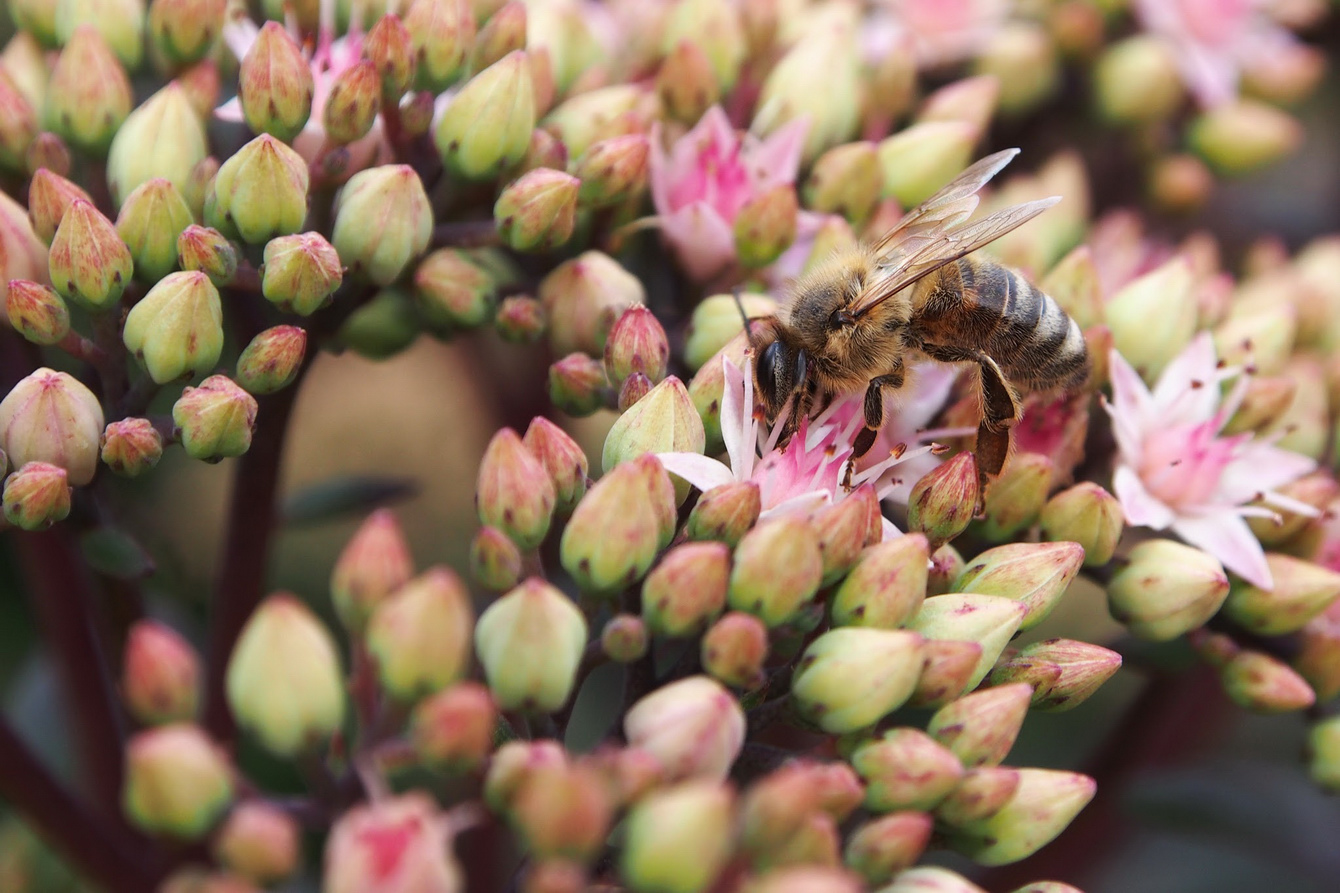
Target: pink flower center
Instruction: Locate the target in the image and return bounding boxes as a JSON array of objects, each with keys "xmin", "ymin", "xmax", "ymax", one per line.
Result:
[
  {"xmin": 1176, "ymin": 0, "xmax": 1253, "ymax": 46},
  {"xmin": 902, "ymin": 0, "xmax": 976, "ymax": 34},
  {"xmin": 357, "ymin": 816, "xmax": 423, "ymax": 882},
  {"xmin": 667, "ymin": 134, "xmax": 753, "ymax": 221},
  {"xmin": 1139, "ymin": 421, "xmax": 1239, "ymax": 508}
]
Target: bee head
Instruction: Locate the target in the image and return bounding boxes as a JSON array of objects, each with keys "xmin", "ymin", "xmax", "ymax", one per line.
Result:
[{"xmin": 754, "ymin": 337, "xmax": 808, "ymax": 423}]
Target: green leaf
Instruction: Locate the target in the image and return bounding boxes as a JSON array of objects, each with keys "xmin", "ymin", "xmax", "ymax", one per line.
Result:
[
  {"xmin": 80, "ymin": 527, "xmax": 155, "ymax": 580},
  {"xmin": 281, "ymin": 475, "xmax": 419, "ymax": 525}
]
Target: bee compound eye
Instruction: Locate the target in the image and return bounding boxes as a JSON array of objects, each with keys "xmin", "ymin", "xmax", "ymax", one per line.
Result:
[
  {"xmin": 793, "ymin": 350, "xmax": 808, "ymax": 388},
  {"xmin": 757, "ymin": 342, "xmax": 782, "ymax": 400}
]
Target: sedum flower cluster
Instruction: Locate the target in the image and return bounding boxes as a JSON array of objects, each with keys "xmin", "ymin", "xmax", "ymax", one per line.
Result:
[{"xmin": 1, "ymin": 0, "xmax": 1340, "ymax": 892}]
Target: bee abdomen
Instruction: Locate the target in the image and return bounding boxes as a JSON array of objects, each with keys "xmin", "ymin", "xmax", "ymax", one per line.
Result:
[{"xmin": 980, "ymin": 264, "xmax": 1089, "ymax": 392}]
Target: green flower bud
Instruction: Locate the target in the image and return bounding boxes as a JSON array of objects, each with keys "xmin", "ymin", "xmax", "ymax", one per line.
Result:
[
  {"xmin": 562, "ymin": 458, "xmax": 670, "ymax": 593},
  {"xmin": 851, "ymin": 728, "xmax": 964, "ymax": 812},
  {"xmin": 329, "ymin": 509, "xmax": 413, "ymax": 633},
  {"xmin": 411, "ymin": 681, "xmax": 497, "ymax": 770},
  {"xmin": 1308, "ymin": 715, "xmax": 1340, "ymax": 792},
  {"xmin": 1094, "ymin": 36, "xmax": 1183, "ymax": 124},
  {"xmin": 365, "ymin": 13, "xmax": 416, "ymax": 101},
  {"xmin": 27, "ymin": 168, "xmax": 92, "ymax": 245},
  {"xmin": 734, "ymin": 185, "xmax": 799, "ymax": 269},
  {"xmin": 792, "ymin": 628, "xmax": 924, "ymax": 734},
  {"xmin": 332, "ymin": 165, "xmax": 433, "ymax": 285},
  {"xmin": 1222, "ymin": 554, "xmax": 1340, "ymax": 636},
  {"xmin": 522, "ymin": 416, "xmax": 589, "ymax": 512},
  {"xmin": 976, "ymin": 23, "xmax": 1058, "ymax": 114},
  {"xmin": 1106, "ymin": 256, "xmax": 1196, "ymax": 380},
  {"xmin": 259, "ymin": 231, "xmax": 342, "ymax": 315},
  {"xmin": 702, "ymin": 611, "xmax": 768, "ymax": 689},
  {"xmin": 148, "ymin": 0, "xmax": 225, "ymax": 67},
  {"xmin": 1221, "ymin": 649, "xmax": 1315, "ymax": 713},
  {"xmin": 367, "ymin": 567, "xmax": 474, "ymax": 700},
  {"xmin": 212, "ymin": 800, "xmax": 300, "ymax": 884},
  {"xmin": 1213, "ymin": 304, "xmax": 1295, "ymax": 377},
  {"xmin": 686, "ymin": 481, "xmax": 761, "ymax": 547},
  {"xmin": 475, "ymin": 577, "xmax": 587, "ymax": 712},
  {"xmin": 122, "ymin": 724, "xmax": 233, "ymax": 839},
  {"xmin": 943, "ymin": 769, "xmax": 1095, "ymax": 866},
  {"xmin": 1038, "ymin": 245, "xmax": 1104, "ymax": 332},
  {"xmin": 878, "ymin": 121, "xmax": 976, "ymax": 208},
  {"xmin": 929, "ymin": 543, "xmax": 966, "ymax": 596},
  {"xmin": 115, "ymin": 179, "xmax": 193, "ymax": 283},
  {"xmin": 625, "ymin": 675, "xmax": 745, "ymax": 781},
  {"xmin": 405, "ymin": 0, "xmax": 476, "ymax": 92},
  {"xmin": 226, "ymin": 594, "xmax": 344, "ymax": 756},
  {"xmin": 908, "ymin": 594, "xmax": 1028, "ymax": 691},
  {"xmin": 1246, "ymin": 474, "xmax": 1335, "ymax": 545},
  {"xmin": 738, "ymin": 762, "xmax": 836, "ymax": 866},
  {"xmin": 1294, "ymin": 604, "xmax": 1340, "ymax": 701},
  {"xmin": 107, "ymin": 82, "xmax": 207, "ymax": 207},
  {"xmin": 575, "ymin": 133, "xmax": 649, "ymax": 208},
  {"xmin": 0, "ymin": 368, "xmax": 104, "ymax": 486},
  {"xmin": 602, "ymin": 614, "xmax": 648, "ymax": 663},
  {"xmin": 642, "ymin": 542, "xmax": 730, "ymax": 637},
  {"xmin": 8, "ymin": 0, "xmax": 59, "ymax": 45},
  {"xmin": 1038, "ymin": 482, "xmax": 1122, "ymax": 566},
  {"xmin": 979, "ymin": 453, "xmax": 1052, "ymax": 540},
  {"xmin": 910, "ymin": 639, "xmax": 984, "ymax": 709},
  {"xmin": 509, "ymin": 127, "xmax": 569, "ymax": 179},
  {"xmin": 123, "ymin": 270, "xmax": 223, "ymax": 383},
  {"xmin": 804, "ymin": 142, "xmax": 882, "ymax": 226},
  {"xmin": 235, "ymin": 325, "xmax": 306, "ymax": 396},
  {"xmin": 908, "ymin": 453, "xmax": 979, "ymax": 549},
  {"xmin": 927, "ymin": 683, "xmax": 1033, "ymax": 768},
  {"xmin": 661, "ymin": 0, "xmax": 744, "ymax": 92},
  {"xmin": 882, "ymin": 867, "xmax": 987, "ymax": 893},
  {"xmin": 541, "ymin": 250, "xmax": 643, "ymax": 356},
  {"xmin": 494, "ymin": 295, "xmax": 547, "ymax": 343},
  {"xmin": 548, "ymin": 352, "xmax": 608, "ymax": 417},
  {"xmin": 935, "ymin": 766, "xmax": 1022, "ymax": 826},
  {"xmin": 753, "ymin": 22, "xmax": 859, "ymax": 163},
  {"xmin": 172, "ymin": 375, "xmax": 257, "ymax": 461},
  {"xmin": 210, "ymin": 134, "xmax": 309, "ymax": 245},
  {"xmin": 56, "ymin": 0, "xmax": 145, "ymax": 68},
  {"xmin": 917, "ymin": 76, "xmax": 999, "ymax": 144},
  {"xmin": 729, "ymin": 515, "xmax": 823, "ymax": 627},
  {"xmin": 48, "ymin": 200, "xmax": 133, "ymax": 309},
  {"xmin": 3, "ymin": 462, "xmax": 72, "ymax": 529},
  {"xmin": 602, "ymin": 376, "xmax": 705, "ymax": 496},
  {"xmin": 622, "ymin": 780, "xmax": 735, "ymax": 893},
  {"xmin": 832, "ymin": 533, "xmax": 929, "ymax": 628},
  {"xmin": 844, "ymin": 812, "xmax": 934, "ymax": 885},
  {"xmin": 175, "ymin": 59, "xmax": 221, "ymax": 121},
  {"xmin": 122, "ymin": 620, "xmax": 199, "ymax": 726},
  {"xmin": 484, "ymin": 739, "xmax": 568, "ymax": 811},
  {"xmin": 815, "ymin": 486, "xmax": 880, "ymax": 585},
  {"xmin": 0, "ymin": 71, "xmax": 38, "ymax": 173},
  {"xmin": 604, "ymin": 305, "xmax": 669, "ymax": 388},
  {"xmin": 657, "ymin": 39, "xmax": 719, "ymax": 124},
  {"xmin": 476, "ymin": 427, "xmax": 556, "ymax": 550},
  {"xmin": 44, "ymin": 26, "xmax": 132, "ymax": 155},
  {"xmin": 1190, "ymin": 99, "xmax": 1302, "ymax": 176},
  {"xmin": 101, "ymin": 417, "xmax": 163, "ymax": 477},
  {"xmin": 237, "ymin": 22, "xmax": 313, "ymax": 143},
  {"xmin": 4, "ymin": 279, "xmax": 69, "ymax": 345},
  {"xmin": 323, "ymin": 59, "xmax": 382, "ymax": 146},
  {"xmin": 684, "ymin": 293, "xmax": 775, "ymax": 372},
  {"xmin": 1107, "ymin": 539, "xmax": 1230, "ymax": 641},
  {"xmin": 471, "ymin": 526, "xmax": 521, "ymax": 592},
  {"xmin": 495, "ymin": 167, "xmax": 579, "ymax": 253},
  {"xmin": 435, "ymin": 50, "xmax": 534, "ymax": 180},
  {"xmin": 952, "ymin": 541, "xmax": 1084, "ymax": 631},
  {"xmin": 1008, "ymin": 638, "xmax": 1123, "ymax": 712}
]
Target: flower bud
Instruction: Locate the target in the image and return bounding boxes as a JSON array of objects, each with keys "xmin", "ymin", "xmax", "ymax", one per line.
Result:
[
  {"xmin": 122, "ymin": 724, "xmax": 232, "ymax": 838},
  {"xmin": 882, "ymin": 867, "xmax": 988, "ymax": 893},
  {"xmin": 729, "ymin": 515, "xmax": 823, "ymax": 627},
  {"xmin": 953, "ymin": 541, "xmax": 1084, "ymax": 632},
  {"xmin": 0, "ymin": 368, "xmax": 104, "ymax": 486},
  {"xmin": 927, "ymin": 684, "xmax": 1032, "ymax": 769},
  {"xmin": 657, "ymin": 40, "xmax": 720, "ymax": 125},
  {"xmin": 522, "ymin": 417, "xmax": 588, "ymax": 513},
  {"xmin": 1222, "ymin": 554, "xmax": 1340, "ymax": 636},
  {"xmin": 176, "ymin": 59, "xmax": 221, "ymax": 121},
  {"xmin": 1294, "ymin": 602, "xmax": 1340, "ymax": 701},
  {"xmin": 209, "ymin": 135, "xmax": 309, "ymax": 245},
  {"xmin": 625, "ymin": 675, "xmax": 744, "ymax": 782},
  {"xmin": 471, "ymin": 1, "xmax": 526, "ymax": 71},
  {"xmin": 561, "ymin": 460, "xmax": 667, "ymax": 593},
  {"xmin": 149, "ymin": 0, "xmax": 225, "ymax": 67},
  {"xmin": 604, "ymin": 305, "xmax": 669, "ymax": 389},
  {"xmin": 1224, "ymin": 375, "xmax": 1298, "ymax": 437},
  {"xmin": 601, "ymin": 614, "xmax": 648, "ymax": 663},
  {"xmin": 258, "ymin": 232, "xmax": 342, "ymax": 315},
  {"xmin": 330, "ymin": 165, "xmax": 433, "ymax": 284},
  {"xmin": 994, "ymin": 638, "xmax": 1122, "ymax": 713},
  {"xmin": 1190, "ymin": 100, "xmax": 1302, "ymax": 176},
  {"xmin": 476, "ymin": 427, "xmax": 557, "ymax": 550},
  {"xmin": 1038, "ymin": 482, "xmax": 1121, "ymax": 566},
  {"xmin": 237, "ymin": 22, "xmax": 313, "ymax": 143},
  {"xmin": 792, "ymin": 628, "xmax": 924, "ymax": 734},
  {"xmin": 325, "ymin": 795, "xmax": 463, "ymax": 893},
  {"xmin": 125, "ymin": 273, "xmax": 222, "ymax": 380},
  {"xmin": 476, "ymin": 578, "xmax": 587, "ymax": 712},
  {"xmin": 112, "ymin": 179, "xmax": 192, "ymax": 284},
  {"xmin": 908, "ymin": 452, "xmax": 979, "ymax": 549},
  {"xmin": 804, "ymin": 149, "xmax": 883, "ymax": 237},
  {"xmin": 1107, "ymin": 539, "xmax": 1230, "ymax": 641},
  {"xmin": 617, "ymin": 373, "xmax": 653, "ymax": 412},
  {"xmin": 548, "ymin": 353, "xmax": 607, "ymax": 416},
  {"xmin": 1221, "ymin": 649, "xmax": 1315, "ymax": 713},
  {"xmin": 641, "ymin": 541, "xmax": 730, "ymax": 637},
  {"xmin": 405, "ymin": 0, "xmax": 476, "ymax": 92},
  {"xmin": 844, "ymin": 812, "xmax": 934, "ymax": 885},
  {"xmin": 1106, "ymin": 256, "xmax": 1196, "ymax": 380},
  {"xmin": 702, "ymin": 611, "xmax": 768, "ymax": 689},
  {"xmin": 173, "ymin": 375, "xmax": 256, "ymax": 461},
  {"xmin": 510, "ymin": 763, "xmax": 614, "ymax": 863},
  {"xmin": 541, "ymin": 251, "xmax": 643, "ymax": 355},
  {"xmin": 980, "ymin": 453, "xmax": 1052, "ymax": 539},
  {"xmin": 327, "ymin": 509, "xmax": 413, "ymax": 634},
  {"xmin": 122, "ymin": 620, "xmax": 199, "ymax": 725},
  {"xmin": 485, "ymin": 739, "xmax": 569, "ymax": 811},
  {"xmin": 662, "ymin": 0, "xmax": 745, "ymax": 93},
  {"xmin": 753, "ymin": 22, "xmax": 858, "ymax": 163},
  {"xmin": 1094, "ymin": 36, "xmax": 1182, "ymax": 124},
  {"xmin": 733, "ymin": 184, "xmax": 799, "ymax": 269},
  {"xmin": 212, "ymin": 800, "xmax": 298, "ymax": 884},
  {"xmin": 466, "ymin": 526, "xmax": 520, "ymax": 594},
  {"xmin": 436, "ymin": 51, "xmax": 534, "ymax": 180},
  {"xmin": 226, "ymin": 594, "xmax": 345, "ymax": 757},
  {"xmin": 55, "ymin": 0, "xmax": 145, "ymax": 66},
  {"xmin": 622, "ymin": 780, "xmax": 735, "ymax": 893},
  {"xmin": 3, "ymin": 462, "xmax": 72, "ymax": 529},
  {"xmin": 48, "ymin": 200, "xmax": 133, "ymax": 310},
  {"xmin": 977, "ymin": 23, "xmax": 1058, "ymax": 114},
  {"xmin": 910, "ymin": 639, "xmax": 984, "ymax": 709},
  {"xmin": 942, "ymin": 770, "xmax": 1095, "ymax": 866},
  {"xmin": 814, "ymin": 486, "xmax": 879, "ymax": 584},
  {"xmin": 411, "ymin": 680, "xmax": 496, "ymax": 770},
  {"xmin": 935, "ymin": 766, "xmax": 1022, "ymax": 826},
  {"xmin": 107, "ymin": 82, "xmax": 208, "ymax": 207},
  {"xmin": 576, "ymin": 134, "xmax": 651, "ymax": 210},
  {"xmin": 495, "ymin": 168, "xmax": 579, "ymax": 253},
  {"xmin": 491, "ymin": 296, "xmax": 546, "ymax": 343},
  {"xmin": 908, "ymin": 594, "xmax": 1028, "ymax": 691},
  {"xmin": 684, "ymin": 482, "xmax": 759, "ymax": 548},
  {"xmin": 851, "ymin": 728, "xmax": 963, "ymax": 812},
  {"xmin": 917, "ymin": 77, "xmax": 999, "ymax": 145},
  {"xmin": 877, "ymin": 122, "xmax": 976, "ymax": 209},
  {"xmin": 368, "ymin": 567, "xmax": 474, "ymax": 700},
  {"xmin": 4, "ymin": 279, "xmax": 69, "ymax": 345},
  {"xmin": 738, "ymin": 762, "xmax": 832, "ymax": 865},
  {"xmin": 832, "ymin": 534, "xmax": 929, "ymax": 629},
  {"xmin": 322, "ymin": 59, "xmax": 381, "ymax": 147},
  {"xmin": 44, "ymin": 27, "xmax": 132, "ymax": 155},
  {"xmin": 684, "ymin": 295, "xmax": 775, "ymax": 374},
  {"xmin": 927, "ymin": 544, "xmax": 965, "ymax": 596},
  {"xmin": 412, "ymin": 249, "xmax": 497, "ymax": 333},
  {"xmin": 28, "ymin": 168, "xmax": 93, "ymax": 245},
  {"xmin": 0, "ymin": 73, "xmax": 38, "ymax": 174},
  {"xmin": 365, "ymin": 14, "xmax": 416, "ymax": 101},
  {"xmin": 101, "ymin": 417, "xmax": 163, "ymax": 477},
  {"xmin": 235, "ymin": 326, "xmax": 306, "ymax": 396},
  {"xmin": 1309, "ymin": 715, "xmax": 1340, "ymax": 792},
  {"xmin": 1037, "ymin": 245, "xmax": 1104, "ymax": 332},
  {"xmin": 602, "ymin": 376, "xmax": 705, "ymax": 492},
  {"xmin": 171, "ymin": 224, "xmax": 233, "ymax": 287}
]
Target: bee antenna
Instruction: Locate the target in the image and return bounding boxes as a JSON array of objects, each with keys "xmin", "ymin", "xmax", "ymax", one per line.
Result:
[{"xmin": 732, "ymin": 287, "xmax": 756, "ymax": 341}]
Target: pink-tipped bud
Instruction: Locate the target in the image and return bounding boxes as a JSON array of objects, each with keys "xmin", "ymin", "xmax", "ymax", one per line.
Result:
[
  {"xmin": 175, "ymin": 225, "xmax": 237, "ymax": 288},
  {"xmin": 367, "ymin": 567, "xmax": 474, "ymax": 700},
  {"xmin": 122, "ymin": 724, "xmax": 234, "ymax": 838},
  {"xmin": 686, "ymin": 481, "xmax": 761, "ymax": 547},
  {"xmin": 114, "ymin": 178, "xmax": 193, "ymax": 284},
  {"xmin": 325, "ymin": 795, "xmax": 463, "ymax": 893},
  {"xmin": 540, "ymin": 250, "xmax": 644, "ymax": 356},
  {"xmin": 942, "ymin": 769, "xmax": 1095, "ymax": 866},
  {"xmin": 28, "ymin": 168, "xmax": 94, "ymax": 245},
  {"xmin": 4, "ymin": 279, "xmax": 69, "ymax": 345},
  {"xmin": 624, "ymin": 676, "xmax": 745, "ymax": 782},
  {"xmin": 472, "ymin": 2, "xmax": 527, "ymax": 71},
  {"xmin": 212, "ymin": 800, "xmax": 299, "ymax": 884},
  {"xmin": 927, "ymin": 683, "xmax": 1033, "ymax": 768},
  {"xmin": 106, "ymin": 83, "xmax": 208, "ymax": 208},
  {"xmin": 122, "ymin": 620, "xmax": 200, "ymax": 725},
  {"xmin": 329, "ymin": 509, "xmax": 414, "ymax": 635},
  {"xmin": 414, "ymin": 248, "xmax": 499, "ymax": 333},
  {"xmin": 702, "ymin": 611, "xmax": 768, "ymax": 689},
  {"xmin": 832, "ymin": 533, "xmax": 929, "ymax": 629},
  {"xmin": 509, "ymin": 128, "xmax": 570, "ymax": 179},
  {"xmin": 475, "ymin": 578, "xmax": 588, "ymax": 712},
  {"xmin": 548, "ymin": 353, "xmax": 608, "ymax": 417},
  {"xmin": 575, "ymin": 134, "xmax": 650, "ymax": 209},
  {"xmin": 208, "ymin": 135, "xmax": 309, "ymax": 245},
  {"xmin": 622, "ymin": 780, "xmax": 736, "ymax": 892},
  {"xmin": 908, "ymin": 452, "xmax": 979, "ymax": 549},
  {"xmin": 734, "ymin": 185, "xmax": 799, "ymax": 269},
  {"xmin": 485, "ymin": 739, "xmax": 570, "ymax": 811},
  {"xmin": 909, "ymin": 594, "xmax": 1028, "ymax": 691},
  {"xmin": 844, "ymin": 812, "xmax": 934, "ymax": 884},
  {"xmin": 642, "ymin": 542, "xmax": 731, "ymax": 637},
  {"xmin": 1294, "ymin": 601, "xmax": 1340, "ymax": 701},
  {"xmin": 235, "ymin": 326, "xmax": 306, "ymax": 396},
  {"xmin": 927, "ymin": 544, "xmax": 964, "ymax": 596},
  {"xmin": 331, "ymin": 165, "xmax": 433, "ymax": 286},
  {"xmin": 172, "ymin": 376, "xmax": 257, "ymax": 462},
  {"xmin": 323, "ymin": 60, "xmax": 382, "ymax": 147},
  {"xmin": 365, "ymin": 14, "xmax": 417, "ymax": 101},
  {"xmin": 45, "ymin": 27, "xmax": 132, "ymax": 155},
  {"xmin": 910, "ymin": 639, "xmax": 984, "ymax": 709},
  {"xmin": 1038, "ymin": 482, "xmax": 1123, "ymax": 566},
  {"xmin": 238, "ymin": 22, "xmax": 314, "ymax": 143},
  {"xmin": 1094, "ymin": 36, "xmax": 1183, "ymax": 124},
  {"xmin": 522, "ymin": 416, "xmax": 589, "ymax": 513},
  {"xmin": 149, "ymin": 0, "xmax": 226, "ymax": 67},
  {"xmin": 471, "ymin": 525, "xmax": 522, "ymax": 591},
  {"xmin": 411, "ymin": 681, "xmax": 497, "ymax": 770},
  {"xmin": 48, "ymin": 200, "xmax": 133, "ymax": 310},
  {"xmin": 561, "ymin": 460, "xmax": 668, "ymax": 594},
  {"xmin": 101, "ymin": 417, "xmax": 163, "ymax": 477},
  {"xmin": 851, "ymin": 728, "xmax": 964, "ymax": 813},
  {"xmin": 1227, "ymin": 374, "xmax": 1301, "ymax": 437},
  {"xmin": 814, "ymin": 486, "xmax": 880, "ymax": 585},
  {"xmin": 24, "ymin": 133, "xmax": 71, "ymax": 179},
  {"xmin": 980, "ymin": 453, "xmax": 1052, "ymax": 540},
  {"xmin": 0, "ymin": 368, "xmax": 104, "ymax": 486},
  {"xmin": 404, "ymin": 0, "xmax": 476, "ymax": 92},
  {"xmin": 1223, "ymin": 553, "xmax": 1340, "ymax": 636},
  {"xmin": 604, "ymin": 305, "xmax": 669, "ymax": 388},
  {"xmin": 935, "ymin": 766, "xmax": 1022, "ymax": 826},
  {"xmin": 495, "ymin": 168, "xmax": 580, "ymax": 253},
  {"xmin": 989, "ymin": 638, "xmax": 1123, "ymax": 712},
  {"xmin": 436, "ymin": 51, "xmax": 535, "ymax": 181},
  {"xmin": 476, "ymin": 428, "xmax": 557, "ymax": 550},
  {"xmin": 1221, "ymin": 649, "xmax": 1316, "ymax": 713},
  {"xmin": 657, "ymin": 40, "xmax": 720, "ymax": 125},
  {"xmin": 260, "ymin": 232, "xmax": 343, "ymax": 316},
  {"xmin": 0, "ymin": 71, "xmax": 37, "ymax": 174},
  {"xmin": 792, "ymin": 629, "xmax": 924, "ymax": 734},
  {"xmin": 602, "ymin": 614, "xmax": 649, "ymax": 663},
  {"xmin": 3, "ymin": 461, "xmax": 72, "ymax": 529},
  {"xmin": 511, "ymin": 764, "xmax": 614, "ymax": 863},
  {"xmin": 729, "ymin": 515, "xmax": 823, "ymax": 627},
  {"xmin": 495, "ymin": 295, "xmax": 548, "ymax": 343},
  {"xmin": 805, "ymin": 142, "xmax": 882, "ymax": 226},
  {"xmin": 953, "ymin": 541, "xmax": 1084, "ymax": 632}
]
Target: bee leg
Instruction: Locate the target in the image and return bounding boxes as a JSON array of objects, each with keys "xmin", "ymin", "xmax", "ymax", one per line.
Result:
[{"xmin": 853, "ymin": 365, "xmax": 906, "ymax": 460}]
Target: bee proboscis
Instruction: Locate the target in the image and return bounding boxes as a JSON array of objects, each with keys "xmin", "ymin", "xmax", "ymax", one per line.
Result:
[{"xmin": 748, "ymin": 149, "xmax": 1090, "ymax": 494}]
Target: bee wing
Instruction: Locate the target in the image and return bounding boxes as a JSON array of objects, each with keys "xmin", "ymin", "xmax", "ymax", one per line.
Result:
[{"xmin": 849, "ymin": 196, "xmax": 1061, "ymax": 318}]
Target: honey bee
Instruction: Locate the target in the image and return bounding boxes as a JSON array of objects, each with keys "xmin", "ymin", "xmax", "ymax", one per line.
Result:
[{"xmin": 749, "ymin": 148, "xmax": 1089, "ymax": 492}]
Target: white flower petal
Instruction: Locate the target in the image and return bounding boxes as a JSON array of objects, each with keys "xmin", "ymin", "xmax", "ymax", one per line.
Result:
[
  {"xmin": 1113, "ymin": 465, "xmax": 1176, "ymax": 529},
  {"xmin": 1107, "ymin": 347, "xmax": 1155, "ymax": 434},
  {"xmin": 1172, "ymin": 512, "xmax": 1273, "ymax": 590},
  {"xmin": 879, "ymin": 516, "xmax": 901, "ymax": 541},
  {"xmin": 1216, "ymin": 442, "xmax": 1316, "ymax": 505},
  {"xmin": 656, "ymin": 453, "xmax": 736, "ymax": 492},
  {"xmin": 720, "ymin": 354, "xmax": 748, "ymax": 477},
  {"xmin": 760, "ymin": 490, "xmax": 831, "ymax": 520},
  {"xmin": 1151, "ymin": 333, "xmax": 1219, "ymax": 422}
]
